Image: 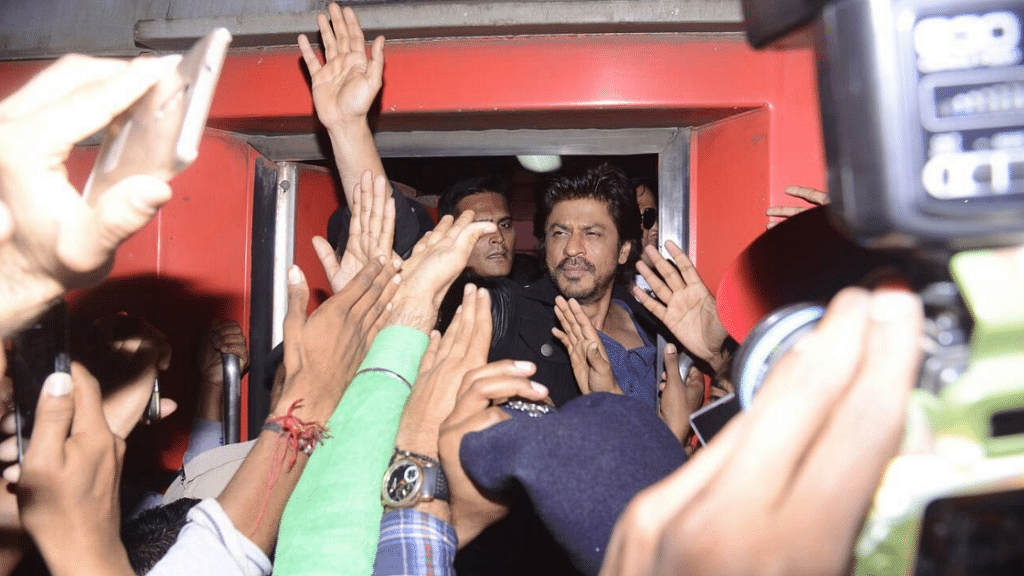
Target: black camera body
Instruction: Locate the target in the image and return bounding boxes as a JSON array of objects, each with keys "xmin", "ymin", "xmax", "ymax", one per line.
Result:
[{"xmin": 818, "ymin": 0, "xmax": 1024, "ymax": 251}]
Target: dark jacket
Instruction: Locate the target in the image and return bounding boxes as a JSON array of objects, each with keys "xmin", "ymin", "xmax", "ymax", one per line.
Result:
[{"xmin": 488, "ymin": 274, "xmax": 661, "ymax": 407}]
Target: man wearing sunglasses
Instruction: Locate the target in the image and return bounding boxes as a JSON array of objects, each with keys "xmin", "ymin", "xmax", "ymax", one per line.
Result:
[
  {"xmin": 631, "ymin": 177, "xmax": 659, "ymax": 298},
  {"xmin": 634, "ymin": 177, "xmax": 660, "ymax": 252}
]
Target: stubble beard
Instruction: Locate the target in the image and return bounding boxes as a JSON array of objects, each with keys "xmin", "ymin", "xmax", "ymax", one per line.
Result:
[{"xmin": 551, "ymin": 257, "xmax": 616, "ymax": 305}]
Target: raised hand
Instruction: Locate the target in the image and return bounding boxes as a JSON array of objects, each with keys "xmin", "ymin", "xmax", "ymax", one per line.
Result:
[
  {"xmin": 633, "ymin": 241, "xmax": 729, "ymax": 371},
  {"xmin": 298, "ymin": 3, "xmax": 392, "ymax": 210},
  {"xmin": 0, "ymin": 54, "xmax": 181, "ymax": 338},
  {"xmin": 312, "ymin": 170, "xmax": 396, "ymax": 293},
  {"xmin": 389, "ymin": 284, "xmax": 495, "ymax": 523},
  {"xmin": 274, "ymin": 257, "xmax": 401, "ymax": 423},
  {"xmin": 552, "ymin": 295, "xmax": 619, "ymax": 395},
  {"xmin": 397, "ymin": 284, "xmax": 493, "ymax": 450},
  {"xmin": 298, "ymin": 3, "xmax": 384, "ymax": 130},
  {"xmin": 385, "ymin": 211, "xmax": 496, "ymax": 333}
]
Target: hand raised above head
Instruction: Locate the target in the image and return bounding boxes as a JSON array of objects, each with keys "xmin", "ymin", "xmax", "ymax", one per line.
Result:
[
  {"xmin": 0, "ymin": 54, "xmax": 181, "ymax": 339},
  {"xmin": 397, "ymin": 284, "xmax": 493, "ymax": 454},
  {"xmin": 298, "ymin": 3, "xmax": 384, "ymax": 129},
  {"xmin": 313, "ymin": 170, "xmax": 396, "ymax": 294},
  {"xmin": 275, "ymin": 256, "xmax": 400, "ymax": 422}
]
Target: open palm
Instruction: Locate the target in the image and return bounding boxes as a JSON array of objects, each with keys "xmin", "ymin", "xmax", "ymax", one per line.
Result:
[
  {"xmin": 634, "ymin": 241, "xmax": 728, "ymax": 368},
  {"xmin": 298, "ymin": 4, "xmax": 384, "ymax": 128}
]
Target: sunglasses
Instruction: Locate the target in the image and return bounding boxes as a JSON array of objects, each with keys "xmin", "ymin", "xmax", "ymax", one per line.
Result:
[{"xmin": 641, "ymin": 207, "xmax": 658, "ymax": 229}]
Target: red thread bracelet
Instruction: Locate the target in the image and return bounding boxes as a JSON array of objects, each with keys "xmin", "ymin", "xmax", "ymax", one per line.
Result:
[{"xmin": 253, "ymin": 399, "xmax": 330, "ymax": 531}]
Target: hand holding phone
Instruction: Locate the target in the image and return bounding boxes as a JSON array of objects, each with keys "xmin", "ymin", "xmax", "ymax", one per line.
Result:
[{"xmin": 10, "ymin": 302, "xmax": 71, "ymax": 463}]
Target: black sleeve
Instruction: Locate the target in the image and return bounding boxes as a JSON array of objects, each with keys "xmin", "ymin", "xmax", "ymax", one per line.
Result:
[{"xmin": 390, "ymin": 183, "xmax": 435, "ymax": 259}]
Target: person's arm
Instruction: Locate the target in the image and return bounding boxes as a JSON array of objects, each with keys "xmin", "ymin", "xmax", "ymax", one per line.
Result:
[
  {"xmin": 217, "ymin": 257, "xmax": 400, "ymax": 554},
  {"xmin": 146, "ymin": 498, "xmax": 272, "ymax": 576},
  {"xmin": 375, "ymin": 356, "xmax": 551, "ymax": 576},
  {"xmin": 298, "ymin": 3, "xmax": 389, "ymax": 207},
  {"xmin": 438, "ymin": 360, "xmax": 550, "ymax": 547},
  {"xmin": 274, "ymin": 212, "xmax": 496, "ymax": 575},
  {"xmin": 374, "ymin": 508, "xmax": 459, "ymax": 576},
  {"xmin": 274, "ymin": 326, "xmax": 428, "ymax": 576},
  {"xmin": 371, "ymin": 282, "xmax": 510, "ymax": 576},
  {"xmin": 0, "ymin": 54, "xmax": 180, "ymax": 576},
  {"xmin": 376, "ymin": 283, "xmax": 493, "ymax": 541}
]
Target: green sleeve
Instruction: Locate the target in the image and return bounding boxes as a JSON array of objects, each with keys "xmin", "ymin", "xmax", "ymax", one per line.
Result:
[{"xmin": 274, "ymin": 326, "xmax": 428, "ymax": 576}]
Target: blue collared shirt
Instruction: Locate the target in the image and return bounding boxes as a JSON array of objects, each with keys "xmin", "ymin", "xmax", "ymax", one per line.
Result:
[{"xmin": 598, "ymin": 299, "xmax": 658, "ymax": 409}]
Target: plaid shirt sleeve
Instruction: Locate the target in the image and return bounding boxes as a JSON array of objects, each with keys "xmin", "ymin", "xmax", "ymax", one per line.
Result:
[{"xmin": 373, "ymin": 509, "xmax": 458, "ymax": 576}]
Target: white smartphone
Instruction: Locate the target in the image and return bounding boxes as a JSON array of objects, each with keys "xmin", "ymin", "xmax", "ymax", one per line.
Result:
[{"xmin": 83, "ymin": 27, "xmax": 232, "ymax": 199}]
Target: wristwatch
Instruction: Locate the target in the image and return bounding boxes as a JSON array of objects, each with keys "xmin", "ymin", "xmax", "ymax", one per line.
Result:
[{"xmin": 381, "ymin": 448, "xmax": 450, "ymax": 508}]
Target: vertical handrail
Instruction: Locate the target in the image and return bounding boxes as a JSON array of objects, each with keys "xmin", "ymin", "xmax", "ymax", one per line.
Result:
[{"xmin": 222, "ymin": 353, "xmax": 241, "ymax": 445}]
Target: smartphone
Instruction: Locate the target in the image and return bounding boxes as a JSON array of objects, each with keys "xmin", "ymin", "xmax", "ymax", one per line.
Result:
[
  {"xmin": 10, "ymin": 302, "xmax": 71, "ymax": 463},
  {"xmin": 83, "ymin": 27, "xmax": 232, "ymax": 200},
  {"xmin": 689, "ymin": 393, "xmax": 741, "ymax": 446}
]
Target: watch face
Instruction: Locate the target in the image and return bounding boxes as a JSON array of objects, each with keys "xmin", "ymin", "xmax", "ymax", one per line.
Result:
[{"xmin": 383, "ymin": 459, "xmax": 422, "ymax": 507}]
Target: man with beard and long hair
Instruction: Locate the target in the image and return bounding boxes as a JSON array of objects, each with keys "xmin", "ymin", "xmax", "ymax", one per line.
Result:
[{"xmin": 488, "ymin": 162, "xmax": 730, "ymax": 409}]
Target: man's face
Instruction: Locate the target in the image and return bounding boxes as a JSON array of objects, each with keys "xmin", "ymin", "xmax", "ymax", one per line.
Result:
[
  {"xmin": 459, "ymin": 192, "xmax": 516, "ymax": 277},
  {"xmin": 636, "ymin": 184, "xmax": 658, "ymax": 250},
  {"xmin": 545, "ymin": 198, "xmax": 631, "ymax": 305}
]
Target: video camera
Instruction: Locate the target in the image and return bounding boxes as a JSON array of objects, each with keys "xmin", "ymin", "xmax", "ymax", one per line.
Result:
[{"xmin": 736, "ymin": 0, "xmax": 1024, "ymax": 574}]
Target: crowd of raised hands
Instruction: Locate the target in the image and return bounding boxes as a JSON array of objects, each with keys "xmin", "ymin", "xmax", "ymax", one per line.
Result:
[{"xmin": 0, "ymin": 4, "xmax": 932, "ymax": 576}]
